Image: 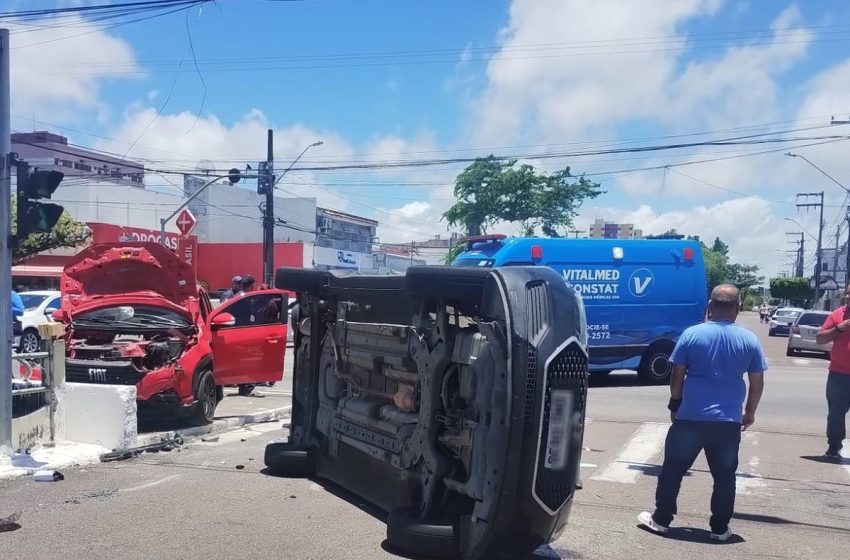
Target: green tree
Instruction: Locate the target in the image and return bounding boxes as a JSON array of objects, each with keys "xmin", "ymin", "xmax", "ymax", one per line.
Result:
[
  {"xmin": 442, "ymin": 157, "xmax": 603, "ymax": 237},
  {"xmin": 691, "ymin": 236, "xmax": 763, "ymax": 293},
  {"xmin": 769, "ymin": 277, "xmax": 813, "ymax": 306},
  {"xmin": 12, "ymin": 196, "xmax": 90, "ymax": 264},
  {"xmin": 711, "ymin": 237, "xmax": 729, "ymax": 256}
]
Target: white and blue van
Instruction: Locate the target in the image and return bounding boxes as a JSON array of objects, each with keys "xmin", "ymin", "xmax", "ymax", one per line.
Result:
[{"xmin": 453, "ymin": 236, "xmax": 708, "ymax": 383}]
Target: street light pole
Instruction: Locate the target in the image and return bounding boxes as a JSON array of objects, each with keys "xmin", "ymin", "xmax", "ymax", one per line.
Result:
[{"xmin": 159, "ymin": 172, "xmax": 245, "ymax": 246}]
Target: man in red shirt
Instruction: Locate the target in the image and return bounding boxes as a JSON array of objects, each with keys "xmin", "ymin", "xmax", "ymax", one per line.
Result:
[{"xmin": 816, "ymin": 286, "xmax": 850, "ymax": 461}]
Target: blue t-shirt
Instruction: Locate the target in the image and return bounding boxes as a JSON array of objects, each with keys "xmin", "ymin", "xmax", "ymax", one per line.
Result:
[{"xmin": 670, "ymin": 320, "xmax": 767, "ymax": 423}]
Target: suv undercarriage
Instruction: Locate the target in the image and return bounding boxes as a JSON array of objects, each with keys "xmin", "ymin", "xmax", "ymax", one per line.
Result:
[{"xmin": 266, "ymin": 266, "xmax": 588, "ymax": 559}]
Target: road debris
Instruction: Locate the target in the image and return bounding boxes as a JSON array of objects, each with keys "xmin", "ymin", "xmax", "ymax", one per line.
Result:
[
  {"xmin": 100, "ymin": 435, "xmax": 184, "ymax": 463},
  {"xmin": 201, "ymin": 436, "xmax": 220, "ymax": 443},
  {"xmin": 235, "ymin": 464, "xmax": 245, "ymax": 470},
  {"xmin": 0, "ymin": 512, "xmax": 21, "ymax": 530},
  {"xmin": 33, "ymin": 470, "xmax": 64, "ymax": 482}
]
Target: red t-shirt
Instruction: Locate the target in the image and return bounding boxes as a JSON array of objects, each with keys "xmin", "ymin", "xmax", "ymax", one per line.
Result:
[{"xmin": 822, "ymin": 307, "xmax": 850, "ymax": 375}]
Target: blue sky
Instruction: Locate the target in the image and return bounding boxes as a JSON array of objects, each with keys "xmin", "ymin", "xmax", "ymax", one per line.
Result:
[{"xmin": 9, "ymin": 0, "xmax": 850, "ymax": 277}]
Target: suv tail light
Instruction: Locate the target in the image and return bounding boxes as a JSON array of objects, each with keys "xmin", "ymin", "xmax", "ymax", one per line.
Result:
[{"xmin": 792, "ymin": 325, "xmax": 801, "ymax": 335}]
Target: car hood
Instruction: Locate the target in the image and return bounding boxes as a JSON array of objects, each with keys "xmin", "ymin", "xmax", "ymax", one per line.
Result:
[{"xmin": 61, "ymin": 242, "xmax": 198, "ymax": 318}]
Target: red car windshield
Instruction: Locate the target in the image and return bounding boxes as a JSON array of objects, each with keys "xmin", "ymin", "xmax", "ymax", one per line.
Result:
[{"xmin": 72, "ymin": 305, "xmax": 192, "ymax": 330}]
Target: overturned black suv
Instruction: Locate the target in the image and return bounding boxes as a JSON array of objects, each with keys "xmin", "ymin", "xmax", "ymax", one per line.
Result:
[{"xmin": 266, "ymin": 265, "xmax": 588, "ymax": 559}]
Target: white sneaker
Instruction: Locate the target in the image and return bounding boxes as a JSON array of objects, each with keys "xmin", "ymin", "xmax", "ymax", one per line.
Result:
[
  {"xmin": 710, "ymin": 528, "xmax": 733, "ymax": 542},
  {"xmin": 637, "ymin": 511, "xmax": 669, "ymax": 535}
]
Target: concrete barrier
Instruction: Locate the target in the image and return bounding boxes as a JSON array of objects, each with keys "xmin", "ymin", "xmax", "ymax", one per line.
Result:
[{"xmin": 65, "ymin": 383, "xmax": 138, "ymax": 451}]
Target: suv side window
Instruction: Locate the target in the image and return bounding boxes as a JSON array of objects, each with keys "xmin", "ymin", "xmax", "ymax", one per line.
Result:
[{"xmin": 223, "ymin": 294, "xmax": 284, "ymax": 327}]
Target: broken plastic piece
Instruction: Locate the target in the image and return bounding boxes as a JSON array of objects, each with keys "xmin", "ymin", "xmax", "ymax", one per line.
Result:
[{"xmin": 33, "ymin": 470, "xmax": 64, "ymax": 482}]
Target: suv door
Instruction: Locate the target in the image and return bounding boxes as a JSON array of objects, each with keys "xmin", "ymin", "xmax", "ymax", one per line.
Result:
[{"xmin": 208, "ymin": 291, "xmax": 288, "ymax": 384}]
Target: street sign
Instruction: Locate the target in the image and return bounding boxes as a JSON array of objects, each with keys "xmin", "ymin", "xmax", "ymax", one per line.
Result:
[{"xmin": 176, "ymin": 209, "xmax": 197, "ymax": 236}]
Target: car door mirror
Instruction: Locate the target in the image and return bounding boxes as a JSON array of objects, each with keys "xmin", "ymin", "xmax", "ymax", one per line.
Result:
[
  {"xmin": 210, "ymin": 312, "xmax": 236, "ymax": 330},
  {"xmin": 51, "ymin": 309, "xmax": 66, "ymax": 322}
]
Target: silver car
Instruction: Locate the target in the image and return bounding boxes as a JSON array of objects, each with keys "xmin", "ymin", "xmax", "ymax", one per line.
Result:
[{"xmin": 786, "ymin": 310, "xmax": 831, "ymax": 357}]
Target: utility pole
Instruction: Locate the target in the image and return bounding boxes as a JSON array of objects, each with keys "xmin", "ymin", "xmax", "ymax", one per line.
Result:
[
  {"xmin": 830, "ymin": 118, "xmax": 850, "ymax": 290},
  {"xmin": 0, "ymin": 29, "xmax": 11, "ymax": 452},
  {"xmin": 786, "ymin": 232, "xmax": 804, "ymax": 278},
  {"xmin": 262, "ymin": 129, "xmax": 275, "ymax": 288},
  {"xmin": 797, "ymin": 192, "xmax": 825, "ymax": 304},
  {"xmin": 258, "ymin": 136, "xmax": 323, "ymax": 286}
]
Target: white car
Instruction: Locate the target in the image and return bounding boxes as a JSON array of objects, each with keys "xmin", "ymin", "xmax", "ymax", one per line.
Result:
[
  {"xmin": 15, "ymin": 290, "xmax": 61, "ymax": 354},
  {"xmin": 768, "ymin": 307, "xmax": 804, "ymax": 337}
]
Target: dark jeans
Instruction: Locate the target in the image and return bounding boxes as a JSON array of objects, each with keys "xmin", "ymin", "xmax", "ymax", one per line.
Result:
[
  {"xmin": 827, "ymin": 372, "xmax": 850, "ymax": 449},
  {"xmin": 653, "ymin": 420, "xmax": 741, "ymax": 534}
]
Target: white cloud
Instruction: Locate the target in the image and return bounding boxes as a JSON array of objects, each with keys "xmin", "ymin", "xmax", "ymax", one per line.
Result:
[
  {"xmin": 471, "ymin": 0, "xmax": 723, "ymax": 145},
  {"xmin": 9, "ymin": 15, "xmax": 141, "ymax": 123}
]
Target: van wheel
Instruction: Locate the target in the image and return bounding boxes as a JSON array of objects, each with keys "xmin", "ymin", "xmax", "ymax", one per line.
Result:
[{"xmin": 638, "ymin": 342, "xmax": 674, "ymax": 385}]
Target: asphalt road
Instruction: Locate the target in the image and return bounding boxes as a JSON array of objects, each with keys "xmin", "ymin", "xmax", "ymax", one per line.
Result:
[{"xmin": 2, "ymin": 313, "xmax": 848, "ymax": 559}]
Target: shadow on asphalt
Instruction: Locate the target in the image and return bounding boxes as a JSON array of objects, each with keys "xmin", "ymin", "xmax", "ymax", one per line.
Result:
[
  {"xmin": 0, "ymin": 523, "xmax": 22, "ymax": 534},
  {"xmin": 733, "ymin": 512, "xmax": 850, "ymax": 534},
  {"xmin": 588, "ymin": 374, "xmax": 649, "ymax": 388},
  {"xmin": 137, "ymin": 411, "xmax": 194, "ymax": 434},
  {"xmin": 260, "ymin": 473, "xmax": 581, "ymax": 560},
  {"xmin": 800, "ymin": 454, "xmax": 850, "ymax": 466},
  {"xmin": 638, "ymin": 524, "xmax": 745, "ymax": 545}
]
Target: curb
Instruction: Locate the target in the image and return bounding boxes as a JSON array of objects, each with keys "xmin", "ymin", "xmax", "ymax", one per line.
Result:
[{"xmin": 134, "ymin": 406, "xmax": 292, "ymax": 447}]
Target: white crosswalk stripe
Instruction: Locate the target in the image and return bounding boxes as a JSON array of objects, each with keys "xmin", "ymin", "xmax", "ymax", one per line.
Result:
[
  {"xmin": 736, "ymin": 431, "xmax": 770, "ymax": 495},
  {"xmin": 590, "ymin": 422, "xmax": 669, "ymax": 484},
  {"xmin": 583, "ymin": 420, "xmax": 775, "ymax": 497}
]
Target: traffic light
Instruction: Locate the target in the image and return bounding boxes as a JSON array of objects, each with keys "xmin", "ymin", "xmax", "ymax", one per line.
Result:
[{"xmin": 15, "ymin": 160, "xmax": 64, "ymax": 239}]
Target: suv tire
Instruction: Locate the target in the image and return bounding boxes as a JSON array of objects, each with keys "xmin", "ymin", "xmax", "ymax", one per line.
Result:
[
  {"xmin": 386, "ymin": 508, "xmax": 458, "ymax": 559},
  {"xmin": 264, "ymin": 442, "xmax": 317, "ymax": 477}
]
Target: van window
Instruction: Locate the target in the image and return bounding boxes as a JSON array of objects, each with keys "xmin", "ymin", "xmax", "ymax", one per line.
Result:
[{"xmin": 455, "ymin": 258, "xmax": 494, "ymax": 268}]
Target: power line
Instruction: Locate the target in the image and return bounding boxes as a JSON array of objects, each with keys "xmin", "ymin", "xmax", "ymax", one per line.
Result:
[{"xmin": 25, "ymin": 26, "xmax": 850, "ymax": 74}]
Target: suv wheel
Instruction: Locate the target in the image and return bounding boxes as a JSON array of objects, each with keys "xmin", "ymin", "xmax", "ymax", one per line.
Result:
[
  {"xmin": 386, "ymin": 508, "xmax": 458, "ymax": 559},
  {"xmin": 786, "ymin": 346, "xmax": 796, "ymax": 357},
  {"xmin": 264, "ymin": 442, "xmax": 317, "ymax": 477}
]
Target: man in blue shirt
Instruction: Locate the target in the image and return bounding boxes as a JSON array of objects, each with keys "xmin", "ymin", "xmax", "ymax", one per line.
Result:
[
  {"xmin": 11, "ymin": 290, "xmax": 24, "ymax": 336},
  {"xmin": 220, "ymin": 276, "xmax": 242, "ymax": 303},
  {"xmin": 638, "ymin": 284, "xmax": 766, "ymax": 542}
]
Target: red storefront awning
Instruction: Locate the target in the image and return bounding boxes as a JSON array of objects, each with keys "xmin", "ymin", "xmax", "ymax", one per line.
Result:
[{"xmin": 12, "ymin": 265, "xmax": 64, "ymax": 278}]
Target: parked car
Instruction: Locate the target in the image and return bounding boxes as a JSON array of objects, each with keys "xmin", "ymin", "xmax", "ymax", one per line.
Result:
[
  {"xmin": 266, "ymin": 265, "xmax": 588, "ymax": 559},
  {"xmin": 14, "ymin": 290, "xmax": 61, "ymax": 353},
  {"xmin": 787, "ymin": 310, "xmax": 832, "ymax": 357},
  {"xmin": 768, "ymin": 307, "xmax": 804, "ymax": 337},
  {"xmin": 56, "ymin": 243, "xmax": 289, "ymax": 425}
]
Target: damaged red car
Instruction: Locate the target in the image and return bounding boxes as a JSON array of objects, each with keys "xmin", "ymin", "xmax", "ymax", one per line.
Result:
[{"xmin": 55, "ymin": 243, "xmax": 288, "ymax": 424}]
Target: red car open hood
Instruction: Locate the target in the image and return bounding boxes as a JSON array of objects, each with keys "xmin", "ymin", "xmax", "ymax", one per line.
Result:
[{"xmin": 61, "ymin": 242, "xmax": 198, "ymax": 318}]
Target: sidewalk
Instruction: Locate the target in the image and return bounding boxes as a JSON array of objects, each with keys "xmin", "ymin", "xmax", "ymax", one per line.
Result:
[{"xmin": 2, "ymin": 386, "xmax": 293, "ymax": 480}]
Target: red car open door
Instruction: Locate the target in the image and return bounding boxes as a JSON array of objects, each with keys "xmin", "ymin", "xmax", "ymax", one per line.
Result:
[{"xmin": 208, "ymin": 290, "xmax": 288, "ymax": 385}]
